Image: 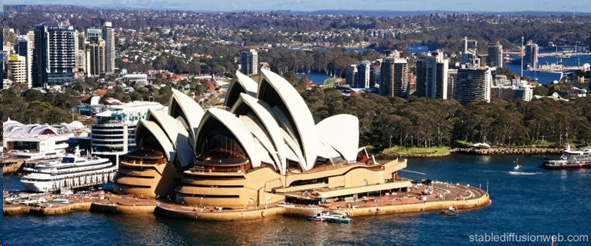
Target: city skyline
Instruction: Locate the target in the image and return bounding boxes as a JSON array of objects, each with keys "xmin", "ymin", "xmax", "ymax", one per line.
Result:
[{"xmin": 5, "ymin": 0, "xmax": 591, "ymax": 13}]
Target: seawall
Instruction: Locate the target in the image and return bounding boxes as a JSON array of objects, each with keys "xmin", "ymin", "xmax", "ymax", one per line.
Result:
[{"xmin": 452, "ymin": 147, "xmax": 563, "ymax": 155}]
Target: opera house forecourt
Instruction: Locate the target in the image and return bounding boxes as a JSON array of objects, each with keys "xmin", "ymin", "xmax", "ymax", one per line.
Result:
[{"xmin": 107, "ymin": 69, "xmax": 490, "ymax": 221}]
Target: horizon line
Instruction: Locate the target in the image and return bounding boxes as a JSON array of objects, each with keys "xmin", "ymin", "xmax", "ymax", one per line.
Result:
[{"xmin": 3, "ymin": 4, "xmax": 590, "ymax": 16}]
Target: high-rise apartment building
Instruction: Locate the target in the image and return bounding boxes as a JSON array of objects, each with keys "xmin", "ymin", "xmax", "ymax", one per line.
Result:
[
  {"xmin": 524, "ymin": 42, "xmax": 539, "ymax": 70},
  {"xmin": 487, "ymin": 42, "xmax": 504, "ymax": 69},
  {"xmin": 345, "ymin": 61, "xmax": 372, "ymax": 88},
  {"xmin": 356, "ymin": 60, "xmax": 371, "ymax": 88},
  {"xmin": 447, "ymin": 69, "xmax": 458, "ymax": 100},
  {"xmin": 454, "ymin": 67, "xmax": 492, "ymax": 105},
  {"xmin": 240, "ymin": 49, "xmax": 258, "ymax": 75},
  {"xmin": 416, "ymin": 50, "xmax": 449, "ymax": 99},
  {"xmin": 345, "ymin": 64, "xmax": 358, "ymax": 87},
  {"xmin": 33, "ymin": 24, "xmax": 77, "ymax": 87},
  {"xmin": 15, "ymin": 36, "xmax": 33, "ymax": 88},
  {"xmin": 88, "ymin": 40, "xmax": 106, "ymax": 76},
  {"xmin": 7, "ymin": 55, "xmax": 28, "ymax": 87},
  {"xmin": 102, "ymin": 22, "xmax": 115, "ymax": 74},
  {"xmin": 380, "ymin": 57, "xmax": 408, "ymax": 98}
]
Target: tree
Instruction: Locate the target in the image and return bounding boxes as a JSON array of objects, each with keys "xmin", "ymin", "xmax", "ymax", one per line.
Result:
[{"xmin": 23, "ymin": 89, "xmax": 44, "ymax": 102}]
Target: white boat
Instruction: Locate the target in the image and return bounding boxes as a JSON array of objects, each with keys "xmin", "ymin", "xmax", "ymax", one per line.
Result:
[
  {"xmin": 543, "ymin": 146, "xmax": 591, "ymax": 169},
  {"xmin": 442, "ymin": 206, "xmax": 459, "ymax": 216},
  {"xmin": 513, "ymin": 157, "xmax": 522, "ymax": 170},
  {"xmin": 308, "ymin": 211, "xmax": 352, "ymax": 223},
  {"xmin": 21, "ymin": 147, "xmax": 117, "ymax": 193}
]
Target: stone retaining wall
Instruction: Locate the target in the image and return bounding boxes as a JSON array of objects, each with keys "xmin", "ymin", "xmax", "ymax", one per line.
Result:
[{"xmin": 452, "ymin": 147, "xmax": 563, "ymax": 155}]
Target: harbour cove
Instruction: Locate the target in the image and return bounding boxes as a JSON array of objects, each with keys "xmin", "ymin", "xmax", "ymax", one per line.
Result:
[{"xmin": 4, "ymin": 154, "xmax": 591, "ymax": 245}]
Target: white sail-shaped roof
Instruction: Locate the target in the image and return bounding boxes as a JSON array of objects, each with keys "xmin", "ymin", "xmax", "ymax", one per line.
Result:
[
  {"xmin": 169, "ymin": 88, "xmax": 204, "ymax": 142},
  {"xmin": 258, "ymin": 69, "xmax": 318, "ymax": 171},
  {"xmin": 232, "ymin": 93, "xmax": 289, "ymax": 174},
  {"xmin": 147, "ymin": 109, "xmax": 195, "ymax": 167},
  {"xmin": 280, "ymin": 128, "xmax": 306, "ymax": 170},
  {"xmin": 136, "ymin": 120, "xmax": 176, "ymax": 162},
  {"xmin": 225, "ymin": 71, "xmax": 258, "ymax": 108},
  {"xmin": 239, "ymin": 115, "xmax": 280, "ymax": 172},
  {"xmin": 316, "ymin": 114, "xmax": 359, "ymax": 163},
  {"xmin": 195, "ymin": 108, "xmax": 261, "ymax": 168},
  {"xmin": 148, "ymin": 110, "xmax": 180, "ymax": 147},
  {"xmin": 174, "ymin": 120, "xmax": 196, "ymax": 168},
  {"xmin": 254, "ymin": 138, "xmax": 274, "ymax": 165}
]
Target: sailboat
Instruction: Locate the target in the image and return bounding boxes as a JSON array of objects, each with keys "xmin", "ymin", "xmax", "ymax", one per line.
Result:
[{"xmin": 513, "ymin": 157, "xmax": 522, "ymax": 170}]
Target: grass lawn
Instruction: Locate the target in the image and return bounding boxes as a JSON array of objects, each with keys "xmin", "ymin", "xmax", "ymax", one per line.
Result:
[
  {"xmin": 323, "ymin": 78, "xmax": 336, "ymax": 85},
  {"xmin": 382, "ymin": 146, "xmax": 450, "ymax": 155}
]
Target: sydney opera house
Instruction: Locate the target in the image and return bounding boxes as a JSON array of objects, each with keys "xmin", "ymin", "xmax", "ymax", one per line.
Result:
[{"xmin": 114, "ymin": 69, "xmax": 412, "ymax": 209}]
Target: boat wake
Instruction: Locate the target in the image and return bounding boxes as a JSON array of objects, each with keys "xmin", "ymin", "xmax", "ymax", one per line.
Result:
[{"xmin": 509, "ymin": 171, "xmax": 542, "ymax": 176}]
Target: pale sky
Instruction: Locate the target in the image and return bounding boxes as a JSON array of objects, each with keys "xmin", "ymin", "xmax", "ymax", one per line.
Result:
[{"xmin": 5, "ymin": 0, "xmax": 590, "ymax": 13}]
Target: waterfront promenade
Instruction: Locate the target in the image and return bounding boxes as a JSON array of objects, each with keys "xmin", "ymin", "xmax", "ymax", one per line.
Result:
[{"xmin": 4, "ymin": 181, "xmax": 490, "ymax": 221}]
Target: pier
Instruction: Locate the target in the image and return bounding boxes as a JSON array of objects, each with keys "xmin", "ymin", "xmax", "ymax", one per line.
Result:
[{"xmin": 2, "ymin": 159, "xmax": 28, "ymax": 174}]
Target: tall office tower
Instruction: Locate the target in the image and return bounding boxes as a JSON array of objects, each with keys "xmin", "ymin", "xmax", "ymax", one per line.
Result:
[
  {"xmin": 240, "ymin": 49, "xmax": 258, "ymax": 75},
  {"xmin": 380, "ymin": 57, "xmax": 408, "ymax": 98},
  {"xmin": 102, "ymin": 22, "xmax": 115, "ymax": 74},
  {"xmin": 88, "ymin": 40, "xmax": 106, "ymax": 76},
  {"xmin": 356, "ymin": 60, "xmax": 371, "ymax": 88},
  {"xmin": 487, "ymin": 42, "xmax": 504, "ymax": 69},
  {"xmin": 415, "ymin": 50, "xmax": 449, "ymax": 99},
  {"xmin": 33, "ymin": 24, "xmax": 77, "ymax": 87},
  {"xmin": 345, "ymin": 64, "xmax": 358, "ymax": 87},
  {"xmin": 7, "ymin": 55, "xmax": 28, "ymax": 87},
  {"xmin": 524, "ymin": 42, "xmax": 539, "ymax": 70},
  {"xmin": 3, "ymin": 45, "xmax": 13, "ymax": 80},
  {"xmin": 76, "ymin": 49, "xmax": 87, "ymax": 74},
  {"xmin": 15, "ymin": 36, "xmax": 33, "ymax": 88},
  {"xmin": 447, "ymin": 69, "xmax": 458, "ymax": 99},
  {"xmin": 454, "ymin": 67, "xmax": 492, "ymax": 105},
  {"xmin": 371, "ymin": 61, "xmax": 381, "ymax": 88},
  {"xmin": 462, "ymin": 37, "xmax": 480, "ymax": 67}
]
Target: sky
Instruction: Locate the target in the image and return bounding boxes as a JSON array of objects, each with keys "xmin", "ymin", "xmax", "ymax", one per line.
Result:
[{"xmin": 5, "ymin": 0, "xmax": 591, "ymax": 13}]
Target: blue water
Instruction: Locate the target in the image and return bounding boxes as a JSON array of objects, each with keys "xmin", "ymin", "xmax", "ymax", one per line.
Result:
[
  {"xmin": 298, "ymin": 72, "xmax": 333, "ymax": 85},
  {"xmin": 4, "ymin": 154, "xmax": 591, "ymax": 245},
  {"xmin": 505, "ymin": 54, "xmax": 591, "ymax": 84},
  {"xmin": 408, "ymin": 45, "xmax": 430, "ymax": 54}
]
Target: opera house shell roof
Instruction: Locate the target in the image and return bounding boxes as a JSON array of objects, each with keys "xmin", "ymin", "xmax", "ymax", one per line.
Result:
[{"xmin": 115, "ymin": 69, "xmax": 408, "ymax": 208}]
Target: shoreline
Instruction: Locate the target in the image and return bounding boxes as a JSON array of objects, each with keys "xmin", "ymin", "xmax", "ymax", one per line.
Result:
[
  {"xmin": 378, "ymin": 147, "xmax": 563, "ymax": 158},
  {"xmin": 4, "ymin": 183, "xmax": 491, "ymax": 221},
  {"xmin": 450, "ymin": 147, "xmax": 563, "ymax": 155}
]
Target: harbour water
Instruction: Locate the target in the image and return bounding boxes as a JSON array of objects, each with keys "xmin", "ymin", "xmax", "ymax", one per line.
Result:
[
  {"xmin": 4, "ymin": 154, "xmax": 591, "ymax": 245},
  {"xmin": 506, "ymin": 54, "xmax": 591, "ymax": 84}
]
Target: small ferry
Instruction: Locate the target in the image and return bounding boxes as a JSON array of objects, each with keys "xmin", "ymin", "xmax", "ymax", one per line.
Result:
[
  {"xmin": 308, "ymin": 211, "xmax": 352, "ymax": 223},
  {"xmin": 543, "ymin": 146, "xmax": 591, "ymax": 170},
  {"xmin": 21, "ymin": 147, "xmax": 117, "ymax": 193}
]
